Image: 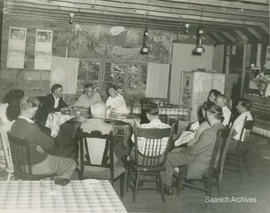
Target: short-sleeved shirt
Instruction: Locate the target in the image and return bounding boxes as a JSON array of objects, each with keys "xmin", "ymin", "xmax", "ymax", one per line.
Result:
[
  {"xmin": 232, "ymin": 111, "xmax": 253, "ymax": 141},
  {"xmin": 222, "ymin": 105, "xmax": 231, "ymax": 126},
  {"xmin": 132, "ymin": 119, "xmax": 170, "ymax": 156},
  {"xmin": 106, "ymin": 94, "xmax": 128, "ymax": 114},
  {"xmin": 74, "ymin": 93, "xmax": 101, "ymax": 108}
]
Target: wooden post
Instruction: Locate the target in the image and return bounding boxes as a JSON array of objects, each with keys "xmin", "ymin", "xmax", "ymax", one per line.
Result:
[{"xmin": 240, "ymin": 44, "xmax": 247, "ymax": 96}]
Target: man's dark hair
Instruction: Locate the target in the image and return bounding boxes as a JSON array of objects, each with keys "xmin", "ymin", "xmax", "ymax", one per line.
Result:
[
  {"xmin": 239, "ymin": 98, "xmax": 252, "ymax": 110},
  {"xmin": 145, "ymin": 103, "xmax": 159, "ymax": 116},
  {"xmin": 51, "ymin": 84, "xmax": 63, "ymax": 93}
]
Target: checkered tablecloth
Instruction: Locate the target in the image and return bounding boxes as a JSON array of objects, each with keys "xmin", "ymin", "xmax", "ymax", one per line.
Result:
[
  {"xmin": 0, "ymin": 179, "xmax": 127, "ymax": 213},
  {"xmin": 132, "ymin": 106, "xmax": 190, "ymax": 116}
]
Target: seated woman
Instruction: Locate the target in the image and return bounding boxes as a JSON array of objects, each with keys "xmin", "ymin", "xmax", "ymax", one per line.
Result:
[
  {"xmin": 229, "ymin": 99, "xmax": 253, "ymax": 150},
  {"xmin": 0, "ymin": 89, "xmax": 24, "ymax": 131},
  {"xmin": 73, "ymin": 83, "xmax": 101, "ymax": 107},
  {"xmin": 216, "ymin": 94, "xmax": 231, "ymax": 126},
  {"xmin": 0, "ymin": 89, "xmax": 24, "ymax": 166},
  {"xmin": 106, "ymin": 85, "xmax": 128, "ymax": 114}
]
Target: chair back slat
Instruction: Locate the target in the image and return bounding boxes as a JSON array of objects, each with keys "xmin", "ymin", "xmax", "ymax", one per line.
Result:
[
  {"xmin": 238, "ymin": 116, "xmax": 255, "ymax": 142},
  {"xmin": 78, "ymin": 130, "xmax": 114, "ymax": 180},
  {"xmin": 7, "ymin": 133, "xmax": 32, "ymax": 174},
  {"xmin": 207, "ymin": 129, "xmax": 228, "ymax": 177},
  {"xmin": 134, "ymin": 124, "xmax": 174, "ymax": 168}
]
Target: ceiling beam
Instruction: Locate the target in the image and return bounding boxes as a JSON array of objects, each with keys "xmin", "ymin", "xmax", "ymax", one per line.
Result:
[
  {"xmin": 7, "ymin": 7, "xmax": 257, "ymax": 35},
  {"xmin": 6, "ymin": 0, "xmax": 268, "ymax": 29},
  {"xmin": 207, "ymin": 32, "xmax": 226, "ymax": 43},
  {"xmin": 234, "ymin": 29, "xmax": 249, "ymax": 41},
  {"xmin": 166, "ymin": 0, "xmax": 269, "ymax": 10},
  {"xmin": 246, "ymin": 27, "xmax": 262, "ymax": 39},
  {"xmin": 221, "ymin": 31, "xmax": 237, "ymax": 43}
]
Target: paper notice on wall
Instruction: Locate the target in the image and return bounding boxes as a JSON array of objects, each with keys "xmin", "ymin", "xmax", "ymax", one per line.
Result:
[
  {"xmin": 7, "ymin": 27, "xmax": 26, "ymax": 68},
  {"xmin": 34, "ymin": 29, "xmax": 53, "ymax": 70},
  {"xmin": 51, "ymin": 56, "xmax": 79, "ymax": 94}
]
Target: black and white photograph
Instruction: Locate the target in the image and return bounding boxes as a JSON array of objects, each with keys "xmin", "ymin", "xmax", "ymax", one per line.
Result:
[{"xmin": 0, "ymin": 1, "xmax": 269, "ymax": 213}]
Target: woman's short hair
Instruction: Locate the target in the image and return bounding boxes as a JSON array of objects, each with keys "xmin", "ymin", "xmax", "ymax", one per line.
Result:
[
  {"xmin": 207, "ymin": 104, "xmax": 224, "ymax": 121},
  {"xmin": 84, "ymin": 83, "xmax": 93, "ymax": 90},
  {"xmin": 51, "ymin": 84, "xmax": 63, "ymax": 93},
  {"xmin": 239, "ymin": 98, "xmax": 252, "ymax": 110},
  {"xmin": 3, "ymin": 89, "xmax": 24, "ymax": 104},
  {"xmin": 208, "ymin": 89, "xmax": 222, "ymax": 101},
  {"xmin": 145, "ymin": 103, "xmax": 159, "ymax": 116},
  {"xmin": 107, "ymin": 85, "xmax": 118, "ymax": 92}
]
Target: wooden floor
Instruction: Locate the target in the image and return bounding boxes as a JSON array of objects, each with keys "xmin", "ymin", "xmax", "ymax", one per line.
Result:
[
  {"xmin": 117, "ymin": 134, "xmax": 270, "ymax": 213},
  {"xmin": 1, "ymin": 134, "xmax": 269, "ymax": 213}
]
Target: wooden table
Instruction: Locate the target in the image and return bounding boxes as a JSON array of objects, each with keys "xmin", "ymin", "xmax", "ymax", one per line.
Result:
[
  {"xmin": 0, "ymin": 179, "xmax": 127, "ymax": 213},
  {"xmin": 45, "ymin": 112, "xmax": 140, "ymax": 138}
]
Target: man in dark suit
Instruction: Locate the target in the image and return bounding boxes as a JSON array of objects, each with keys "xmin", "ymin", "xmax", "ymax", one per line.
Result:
[
  {"xmin": 37, "ymin": 84, "xmax": 68, "ymax": 126},
  {"xmin": 161, "ymin": 104, "xmax": 225, "ymax": 195}
]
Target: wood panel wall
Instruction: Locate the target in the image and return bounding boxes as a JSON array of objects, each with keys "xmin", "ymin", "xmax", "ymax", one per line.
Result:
[{"xmin": 0, "ymin": 14, "xmax": 178, "ymax": 101}]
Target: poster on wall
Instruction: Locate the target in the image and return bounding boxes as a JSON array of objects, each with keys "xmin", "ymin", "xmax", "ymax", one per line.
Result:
[
  {"xmin": 7, "ymin": 27, "xmax": 27, "ymax": 68},
  {"xmin": 34, "ymin": 29, "xmax": 53, "ymax": 70}
]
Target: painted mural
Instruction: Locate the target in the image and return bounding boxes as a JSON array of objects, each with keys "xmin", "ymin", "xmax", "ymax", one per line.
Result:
[{"xmin": 70, "ymin": 23, "xmax": 174, "ymax": 63}]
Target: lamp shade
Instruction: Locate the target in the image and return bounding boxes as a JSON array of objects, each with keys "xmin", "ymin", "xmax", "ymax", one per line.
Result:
[
  {"xmin": 140, "ymin": 46, "xmax": 149, "ymax": 54},
  {"xmin": 194, "ymin": 45, "xmax": 205, "ymax": 54}
]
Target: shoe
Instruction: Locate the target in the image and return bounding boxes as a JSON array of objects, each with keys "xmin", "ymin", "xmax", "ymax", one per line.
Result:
[
  {"xmin": 163, "ymin": 185, "xmax": 174, "ymax": 195},
  {"xmin": 54, "ymin": 178, "xmax": 70, "ymax": 186}
]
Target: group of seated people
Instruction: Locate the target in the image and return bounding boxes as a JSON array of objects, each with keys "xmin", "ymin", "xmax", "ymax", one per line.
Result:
[
  {"xmin": 0, "ymin": 86, "xmax": 253, "ymax": 191},
  {"xmin": 36, "ymin": 83, "xmax": 128, "ymax": 126},
  {"xmin": 0, "ymin": 83, "xmax": 128, "ymax": 184}
]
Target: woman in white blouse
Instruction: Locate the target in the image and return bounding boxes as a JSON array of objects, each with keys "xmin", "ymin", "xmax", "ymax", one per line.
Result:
[{"xmin": 106, "ymin": 85, "xmax": 128, "ymax": 114}]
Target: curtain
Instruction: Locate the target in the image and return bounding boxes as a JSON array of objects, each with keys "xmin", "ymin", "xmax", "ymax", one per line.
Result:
[
  {"xmin": 146, "ymin": 63, "xmax": 170, "ymax": 98},
  {"xmin": 51, "ymin": 56, "xmax": 79, "ymax": 94}
]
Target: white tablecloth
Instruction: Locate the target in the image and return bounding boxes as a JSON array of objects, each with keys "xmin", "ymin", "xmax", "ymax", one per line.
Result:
[
  {"xmin": 0, "ymin": 179, "xmax": 127, "ymax": 213},
  {"xmin": 45, "ymin": 113, "xmax": 75, "ymax": 137}
]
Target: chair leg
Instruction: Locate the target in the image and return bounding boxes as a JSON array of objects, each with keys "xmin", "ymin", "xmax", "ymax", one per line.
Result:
[
  {"xmin": 120, "ymin": 173, "xmax": 125, "ymax": 198},
  {"xmin": 242, "ymin": 154, "xmax": 252, "ymax": 177},
  {"xmin": 238, "ymin": 153, "xmax": 242, "ymax": 179},
  {"xmin": 125, "ymin": 170, "xmax": 129, "ymax": 192},
  {"xmin": 205, "ymin": 180, "xmax": 212, "ymax": 197},
  {"xmin": 159, "ymin": 172, "xmax": 166, "ymax": 203},
  {"xmin": 133, "ymin": 172, "xmax": 140, "ymax": 202},
  {"xmin": 7, "ymin": 172, "xmax": 12, "ymax": 181}
]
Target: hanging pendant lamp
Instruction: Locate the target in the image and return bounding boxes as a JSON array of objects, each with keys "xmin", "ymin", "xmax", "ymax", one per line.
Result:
[{"xmin": 140, "ymin": 14, "xmax": 149, "ymax": 55}]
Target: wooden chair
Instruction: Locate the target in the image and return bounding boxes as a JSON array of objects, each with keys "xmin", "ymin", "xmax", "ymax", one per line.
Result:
[
  {"xmin": 7, "ymin": 133, "xmax": 56, "ymax": 180},
  {"xmin": 0, "ymin": 129, "xmax": 13, "ymax": 180},
  {"xmin": 78, "ymin": 130, "xmax": 126, "ymax": 198},
  {"xmin": 127, "ymin": 126, "xmax": 174, "ymax": 202},
  {"xmin": 176, "ymin": 128, "xmax": 229, "ymax": 196},
  {"xmin": 140, "ymin": 98, "xmax": 167, "ymax": 124},
  {"xmin": 226, "ymin": 117, "xmax": 255, "ymax": 178}
]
